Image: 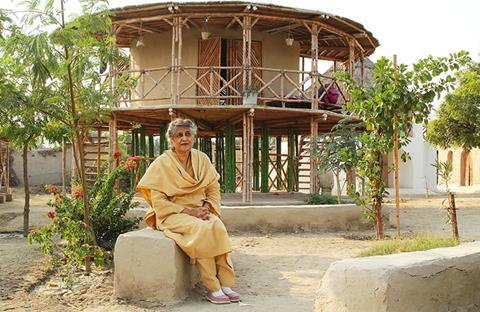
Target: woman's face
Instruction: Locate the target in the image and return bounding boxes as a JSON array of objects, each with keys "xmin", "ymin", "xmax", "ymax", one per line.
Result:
[{"xmin": 171, "ymin": 126, "xmax": 194, "ymax": 154}]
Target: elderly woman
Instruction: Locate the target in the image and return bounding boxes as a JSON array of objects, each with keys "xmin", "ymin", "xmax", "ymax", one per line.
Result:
[{"xmin": 137, "ymin": 118, "xmax": 240, "ymax": 304}]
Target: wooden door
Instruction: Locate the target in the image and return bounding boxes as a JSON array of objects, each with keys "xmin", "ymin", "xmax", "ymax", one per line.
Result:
[
  {"xmin": 197, "ymin": 37, "xmax": 221, "ymax": 105},
  {"xmin": 227, "ymin": 40, "xmax": 262, "ymax": 105}
]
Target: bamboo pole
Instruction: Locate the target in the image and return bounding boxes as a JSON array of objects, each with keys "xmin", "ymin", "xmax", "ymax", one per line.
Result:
[
  {"xmin": 261, "ymin": 124, "xmax": 269, "ymax": 192},
  {"xmin": 242, "ymin": 16, "xmax": 247, "ymax": 93},
  {"xmin": 159, "ymin": 125, "xmax": 168, "ymax": 155},
  {"xmin": 242, "ymin": 110, "xmax": 254, "ymax": 202},
  {"xmin": 171, "ymin": 17, "xmax": 177, "ymax": 104},
  {"xmin": 287, "ymin": 127, "xmax": 294, "ymax": 191},
  {"xmin": 130, "ymin": 130, "xmax": 136, "ymax": 192},
  {"xmin": 148, "ymin": 135, "xmax": 155, "ymax": 159},
  {"xmin": 225, "ymin": 123, "xmax": 236, "ymax": 193},
  {"xmin": 140, "ymin": 127, "xmax": 147, "ymax": 176},
  {"xmin": 310, "ymin": 24, "xmax": 319, "ymax": 110},
  {"xmin": 177, "ymin": 17, "xmax": 183, "ymax": 104},
  {"xmin": 310, "ymin": 117, "xmax": 318, "ymax": 193},
  {"xmin": 253, "ymin": 137, "xmax": 259, "ymax": 191},
  {"xmin": 295, "ymin": 132, "xmax": 299, "ymax": 192},
  {"xmin": 393, "ymin": 54, "xmax": 401, "ymax": 238},
  {"xmin": 276, "ymin": 136, "xmax": 282, "ymax": 190}
]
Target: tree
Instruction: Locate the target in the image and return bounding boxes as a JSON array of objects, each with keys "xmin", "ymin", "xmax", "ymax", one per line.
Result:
[
  {"xmin": 18, "ymin": 0, "xmax": 128, "ymax": 271},
  {"xmin": 0, "ymin": 21, "xmax": 62, "ymax": 237},
  {"xmin": 341, "ymin": 53, "xmax": 470, "ymax": 239},
  {"xmin": 311, "ymin": 119, "xmax": 361, "ymax": 204},
  {"xmin": 426, "ymin": 63, "xmax": 480, "ymax": 150}
]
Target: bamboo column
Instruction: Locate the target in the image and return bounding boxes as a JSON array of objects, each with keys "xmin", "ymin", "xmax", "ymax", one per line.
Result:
[
  {"xmin": 310, "ymin": 24, "xmax": 319, "ymax": 110},
  {"xmin": 276, "ymin": 136, "xmax": 282, "ymax": 190},
  {"xmin": 215, "ymin": 132, "xmax": 225, "ymax": 185},
  {"xmin": 139, "ymin": 126, "xmax": 147, "ymax": 177},
  {"xmin": 253, "ymin": 137, "xmax": 260, "ymax": 191},
  {"xmin": 310, "ymin": 117, "xmax": 318, "ymax": 193},
  {"xmin": 176, "ymin": 17, "xmax": 183, "ymax": 104},
  {"xmin": 295, "ymin": 132, "xmax": 299, "ymax": 192},
  {"xmin": 360, "ymin": 52, "xmax": 365, "ymax": 87},
  {"xmin": 242, "ymin": 109, "xmax": 254, "ymax": 202},
  {"xmin": 393, "ymin": 54, "xmax": 401, "ymax": 238},
  {"xmin": 225, "ymin": 124, "xmax": 236, "ymax": 193},
  {"xmin": 130, "ymin": 130, "xmax": 136, "ymax": 192},
  {"xmin": 109, "ymin": 114, "xmax": 119, "ymax": 170},
  {"xmin": 159, "ymin": 125, "xmax": 167, "ymax": 154},
  {"xmin": 261, "ymin": 124, "xmax": 269, "ymax": 192},
  {"xmin": 171, "ymin": 17, "xmax": 179, "ymax": 104},
  {"xmin": 287, "ymin": 127, "xmax": 295, "ymax": 192},
  {"xmin": 242, "ymin": 15, "xmax": 252, "ymax": 94},
  {"xmin": 148, "ymin": 134, "xmax": 154, "ymax": 159},
  {"xmin": 348, "ymin": 38, "xmax": 355, "ymax": 76}
]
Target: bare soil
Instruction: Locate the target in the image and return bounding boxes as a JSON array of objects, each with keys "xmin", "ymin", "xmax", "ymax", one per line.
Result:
[{"xmin": 0, "ymin": 188, "xmax": 479, "ymax": 312}]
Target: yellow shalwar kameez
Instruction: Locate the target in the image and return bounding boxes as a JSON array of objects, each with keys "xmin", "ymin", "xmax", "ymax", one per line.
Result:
[{"xmin": 136, "ymin": 149, "xmax": 235, "ymax": 291}]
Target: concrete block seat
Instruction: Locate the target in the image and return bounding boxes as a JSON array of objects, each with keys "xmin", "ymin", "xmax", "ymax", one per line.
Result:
[
  {"xmin": 315, "ymin": 242, "xmax": 480, "ymax": 312},
  {"xmin": 114, "ymin": 228, "xmax": 199, "ymax": 302}
]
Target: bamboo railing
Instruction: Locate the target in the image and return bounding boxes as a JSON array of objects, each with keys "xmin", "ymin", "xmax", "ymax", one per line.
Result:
[{"xmin": 113, "ymin": 65, "xmax": 348, "ymax": 109}]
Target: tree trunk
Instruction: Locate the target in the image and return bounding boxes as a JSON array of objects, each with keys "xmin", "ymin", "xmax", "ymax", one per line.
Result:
[
  {"xmin": 373, "ymin": 153, "xmax": 383, "ymax": 240},
  {"xmin": 22, "ymin": 144, "xmax": 30, "ymax": 237},
  {"xmin": 335, "ymin": 170, "xmax": 341, "ymax": 204},
  {"xmin": 448, "ymin": 192, "xmax": 459, "ymax": 241}
]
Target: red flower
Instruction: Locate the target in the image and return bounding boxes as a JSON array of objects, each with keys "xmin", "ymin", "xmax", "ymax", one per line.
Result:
[
  {"xmin": 47, "ymin": 211, "xmax": 56, "ymax": 219},
  {"xmin": 113, "ymin": 150, "xmax": 122, "ymax": 159},
  {"xmin": 127, "ymin": 156, "xmax": 141, "ymax": 163},
  {"xmin": 72, "ymin": 188, "xmax": 84, "ymax": 199},
  {"xmin": 124, "ymin": 160, "xmax": 136, "ymax": 171},
  {"xmin": 47, "ymin": 185, "xmax": 58, "ymax": 194}
]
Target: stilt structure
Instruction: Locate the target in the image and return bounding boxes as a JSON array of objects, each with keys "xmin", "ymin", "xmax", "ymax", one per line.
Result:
[{"xmin": 103, "ymin": 2, "xmax": 379, "ymax": 202}]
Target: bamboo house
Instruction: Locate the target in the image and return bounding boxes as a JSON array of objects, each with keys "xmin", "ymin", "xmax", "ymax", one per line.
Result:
[{"xmin": 98, "ymin": 1, "xmax": 379, "ymax": 202}]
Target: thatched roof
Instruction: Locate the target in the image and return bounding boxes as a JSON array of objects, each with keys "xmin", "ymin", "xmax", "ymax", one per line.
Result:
[{"xmin": 111, "ymin": 1, "xmax": 379, "ymax": 61}]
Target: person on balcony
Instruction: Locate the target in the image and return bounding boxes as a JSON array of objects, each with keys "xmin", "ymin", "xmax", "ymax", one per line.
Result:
[{"xmin": 137, "ymin": 118, "xmax": 240, "ymax": 305}]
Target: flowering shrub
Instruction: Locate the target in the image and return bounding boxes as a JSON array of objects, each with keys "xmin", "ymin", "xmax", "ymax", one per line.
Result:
[{"xmin": 29, "ymin": 159, "xmax": 142, "ymax": 268}]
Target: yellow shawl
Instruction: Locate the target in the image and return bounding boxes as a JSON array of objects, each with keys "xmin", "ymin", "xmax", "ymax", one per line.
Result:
[{"xmin": 137, "ymin": 149, "xmax": 221, "ymax": 229}]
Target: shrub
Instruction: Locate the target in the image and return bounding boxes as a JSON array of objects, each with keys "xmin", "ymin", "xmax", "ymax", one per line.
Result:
[
  {"xmin": 358, "ymin": 234, "xmax": 459, "ymax": 257},
  {"xmin": 305, "ymin": 193, "xmax": 339, "ymax": 205},
  {"xmin": 29, "ymin": 159, "xmax": 141, "ymax": 268}
]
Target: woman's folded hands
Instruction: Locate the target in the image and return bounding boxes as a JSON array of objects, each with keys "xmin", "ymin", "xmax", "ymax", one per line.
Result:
[{"xmin": 182, "ymin": 206, "xmax": 210, "ymax": 220}]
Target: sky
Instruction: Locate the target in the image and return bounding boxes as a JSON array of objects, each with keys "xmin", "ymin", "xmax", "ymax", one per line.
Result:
[{"xmin": 2, "ymin": 0, "xmax": 479, "ymax": 65}]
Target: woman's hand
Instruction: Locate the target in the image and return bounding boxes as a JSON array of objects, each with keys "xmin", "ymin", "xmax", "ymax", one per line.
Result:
[{"xmin": 182, "ymin": 207, "xmax": 210, "ymax": 220}]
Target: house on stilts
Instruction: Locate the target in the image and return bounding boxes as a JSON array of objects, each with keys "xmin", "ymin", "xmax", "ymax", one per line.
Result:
[{"xmin": 87, "ymin": 2, "xmax": 379, "ymax": 202}]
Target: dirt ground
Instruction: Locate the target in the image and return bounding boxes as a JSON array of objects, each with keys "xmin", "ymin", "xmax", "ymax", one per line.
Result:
[{"xmin": 0, "ymin": 189, "xmax": 479, "ymax": 312}]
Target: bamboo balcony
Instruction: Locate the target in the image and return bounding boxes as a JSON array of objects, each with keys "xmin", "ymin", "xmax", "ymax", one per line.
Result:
[{"xmin": 114, "ymin": 65, "xmax": 347, "ymax": 112}]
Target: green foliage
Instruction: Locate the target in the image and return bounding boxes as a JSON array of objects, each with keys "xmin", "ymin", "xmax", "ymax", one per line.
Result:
[
  {"xmin": 311, "ymin": 119, "xmax": 361, "ymax": 202},
  {"xmin": 29, "ymin": 160, "xmax": 141, "ymax": 268},
  {"xmin": 305, "ymin": 193, "xmax": 339, "ymax": 205},
  {"xmin": 432, "ymin": 160, "xmax": 453, "ymax": 191},
  {"xmin": 426, "ymin": 63, "xmax": 480, "ymax": 150},
  {"xmin": 338, "ymin": 53, "xmax": 470, "ymax": 238},
  {"xmin": 358, "ymin": 234, "xmax": 458, "ymax": 257}
]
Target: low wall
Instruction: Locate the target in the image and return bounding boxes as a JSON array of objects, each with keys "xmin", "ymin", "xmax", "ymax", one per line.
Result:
[
  {"xmin": 128, "ymin": 204, "xmax": 389, "ymax": 232},
  {"xmin": 315, "ymin": 242, "xmax": 480, "ymax": 312}
]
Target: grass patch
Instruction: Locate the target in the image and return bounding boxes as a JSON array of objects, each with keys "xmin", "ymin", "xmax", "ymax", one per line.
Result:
[
  {"xmin": 305, "ymin": 193, "xmax": 339, "ymax": 205},
  {"xmin": 358, "ymin": 234, "xmax": 459, "ymax": 257}
]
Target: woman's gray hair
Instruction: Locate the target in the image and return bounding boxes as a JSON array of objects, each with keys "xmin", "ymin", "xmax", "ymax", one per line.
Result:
[{"xmin": 167, "ymin": 118, "xmax": 198, "ymax": 139}]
